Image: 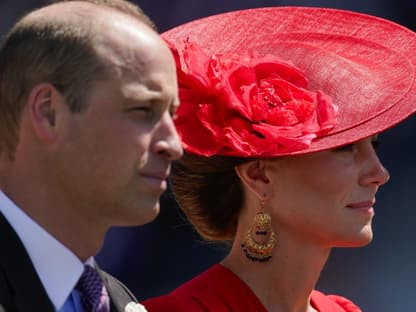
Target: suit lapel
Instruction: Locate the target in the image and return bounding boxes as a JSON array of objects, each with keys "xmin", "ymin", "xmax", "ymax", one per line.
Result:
[
  {"xmin": 96, "ymin": 265, "xmax": 138, "ymax": 312},
  {"xmin": 0, "ymin": 211, "xmax": 138, "ymax": 312},
  {"xmin": 0, "ymin": 212, "xmax": 54, "ymax": 312}
]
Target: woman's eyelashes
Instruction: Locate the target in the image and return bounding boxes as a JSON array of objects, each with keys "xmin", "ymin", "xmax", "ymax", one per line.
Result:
[
  {"xmin": 333, "ymin": 143, "xmax": 355, "ymax": 152},
  {"xmin": 332, "ymin": 138, "xmax": 380, "ymax": 153},
  {"xmin": 371, "ymin": 138, "xmax": 380, "ymax": 150}
]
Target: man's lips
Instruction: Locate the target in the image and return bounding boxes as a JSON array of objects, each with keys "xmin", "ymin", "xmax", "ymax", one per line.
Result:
[
  {"xmin": 141, "ymin": 172, "xmax": 169, "ymax": 189},
  {"xmin": 142, "ymin": 173, "xmax": 169, "ymax": 180}
]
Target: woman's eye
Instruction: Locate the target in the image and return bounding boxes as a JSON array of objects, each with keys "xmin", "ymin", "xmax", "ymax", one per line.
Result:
[
  {"xmin": 333, "ymin": 143, "xmax": 355, "ymax": 152},
  {"xmin": 372, "ymin": 139, "xmax": 380, "ymax": 150}
]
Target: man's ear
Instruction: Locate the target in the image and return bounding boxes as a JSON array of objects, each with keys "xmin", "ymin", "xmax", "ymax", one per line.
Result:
[
  {"xmin": 28, "ymin": 83, "xmax": 59, "ymax": 143},
  {"xmin": 235, "ymin": 159, "xmax": 271, "ymax": 199}
]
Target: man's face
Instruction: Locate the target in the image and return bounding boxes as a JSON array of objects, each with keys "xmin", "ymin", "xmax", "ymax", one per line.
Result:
[{"xmin": 55, "ymin": 18, "xmax": 182, "ymax": 227}]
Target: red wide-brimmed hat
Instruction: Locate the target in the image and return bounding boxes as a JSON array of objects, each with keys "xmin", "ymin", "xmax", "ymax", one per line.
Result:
[{"xmin": 163, "ymin": 7, "xmax": 416, "ymax": 157}]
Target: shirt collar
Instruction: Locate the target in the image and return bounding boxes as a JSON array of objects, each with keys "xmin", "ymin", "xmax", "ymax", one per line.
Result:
[{"xmin": 0, "ymin": 190, "xmax": 84, "ymax": 310}]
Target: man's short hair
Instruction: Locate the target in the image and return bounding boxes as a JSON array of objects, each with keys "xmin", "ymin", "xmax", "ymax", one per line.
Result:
[
  {"xmin": 49, "ymin": 0, "xmax": 157, "ymax": 30},
  {"xmin": 0, "ymin": 0, "xmax": 157, "ymax": 159}
]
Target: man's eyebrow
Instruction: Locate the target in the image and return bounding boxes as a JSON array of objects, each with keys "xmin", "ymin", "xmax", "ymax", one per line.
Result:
[
  {"xmin": 122, "ymin": 90, "xmax": 164, "ymax": 102},
  {"xmin": 122, "ymin": 94, "xmax": 179, "ymax": 108}
]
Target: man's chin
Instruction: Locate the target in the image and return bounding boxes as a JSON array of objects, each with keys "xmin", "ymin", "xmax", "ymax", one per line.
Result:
[
  {"xmin": 111, "ymin": 201, "xmax": 160, "ymax": 227},
  {"xmin": 132, "ymin": 202, "xmax": 160, "ymax": 225}
]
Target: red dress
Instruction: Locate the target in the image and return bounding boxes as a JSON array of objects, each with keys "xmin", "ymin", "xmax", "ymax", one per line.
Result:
[{"xmin": 144, "ymin": 264, "xmax": 361, "ymax": 312}]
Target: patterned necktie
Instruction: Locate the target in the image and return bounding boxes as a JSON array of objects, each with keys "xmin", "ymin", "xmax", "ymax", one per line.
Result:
[{"xmin": 76, "ymin": 265, "xmax": 110, "ymax": 312}]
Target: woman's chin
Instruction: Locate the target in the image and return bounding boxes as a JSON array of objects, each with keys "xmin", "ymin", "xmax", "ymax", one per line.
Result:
[{"xmin": 334, "ymin": 230, "xmax": 374, "ymax": 248}]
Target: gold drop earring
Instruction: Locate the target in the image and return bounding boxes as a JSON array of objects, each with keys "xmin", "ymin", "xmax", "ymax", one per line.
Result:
[{"xmin": 241, "ymin": 198, "xmax": 277, "ymax": 262}]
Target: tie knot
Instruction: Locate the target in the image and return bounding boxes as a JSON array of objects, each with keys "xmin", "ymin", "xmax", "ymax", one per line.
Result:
[{"xmin": 77, "ymin": 265, "xmax": 110, "ymax": 312}]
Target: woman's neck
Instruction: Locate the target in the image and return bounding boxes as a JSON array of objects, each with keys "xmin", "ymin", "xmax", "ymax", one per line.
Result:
[{"xmin": 222, "ymin": 233, "xmax": 331, "ymax": 312}]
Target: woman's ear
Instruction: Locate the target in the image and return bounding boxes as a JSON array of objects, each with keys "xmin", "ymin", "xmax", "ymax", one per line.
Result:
[{"xmin": 235, "ymin": 159, "xmax": 271, "ymax": 199}]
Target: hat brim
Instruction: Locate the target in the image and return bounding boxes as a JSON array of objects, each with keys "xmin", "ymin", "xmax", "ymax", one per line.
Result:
[{"xmin": 163, "ymin": 7, "xmax": 416, "ymax": 155}]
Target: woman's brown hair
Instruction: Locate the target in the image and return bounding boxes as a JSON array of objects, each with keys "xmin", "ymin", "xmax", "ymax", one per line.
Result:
[{"xmin": 171, "ymin": 153, "xmax": 250, "ymax": 241}]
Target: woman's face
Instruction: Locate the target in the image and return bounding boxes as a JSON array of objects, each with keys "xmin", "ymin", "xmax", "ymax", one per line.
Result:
[{"xmin": 265, "ymin": 136, "xmax": 390, "ymax": 248}]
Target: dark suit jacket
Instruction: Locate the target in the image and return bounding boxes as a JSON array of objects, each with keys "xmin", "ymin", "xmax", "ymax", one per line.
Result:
[{"xmin": 0, "ymin": 212, "xmax": 137, "ymax": 311}]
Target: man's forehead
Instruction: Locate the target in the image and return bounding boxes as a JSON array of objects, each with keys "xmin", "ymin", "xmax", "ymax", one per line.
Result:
[{"xmin": 121, "ymin": 78, "xmax": 178, "ymax": 102}]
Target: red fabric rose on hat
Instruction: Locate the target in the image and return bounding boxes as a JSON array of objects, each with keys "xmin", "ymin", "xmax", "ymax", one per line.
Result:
[{"xmin": 170, "ymin": 41, "xmax": 338, "ymax": 157}]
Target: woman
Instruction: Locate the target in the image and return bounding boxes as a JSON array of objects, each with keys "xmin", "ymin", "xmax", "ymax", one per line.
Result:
[{"xmin": 144, "ymin": 7, "xmax": 416, "ymax": 312}]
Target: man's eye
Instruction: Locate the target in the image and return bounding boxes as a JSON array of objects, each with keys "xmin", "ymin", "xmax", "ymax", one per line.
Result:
[
  {"xmin": 170, "ymin": 110, "xmax": 178, "ymax": 119},
  {"xmin": 128, "ymin": 107, "xmax": 153, "ymax": 116},
  {"xmin": 130, "ymin": 107, "xmax": 151, "ymax": 112},
  {"xmin": 169, "ymin": 104, "xmax": 179, "ymax": 119}
]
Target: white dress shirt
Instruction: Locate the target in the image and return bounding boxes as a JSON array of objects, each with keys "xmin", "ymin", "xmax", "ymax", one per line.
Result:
[{"xmin": 0, "ymin": 190, "xmax": 84, "ymax": 311}]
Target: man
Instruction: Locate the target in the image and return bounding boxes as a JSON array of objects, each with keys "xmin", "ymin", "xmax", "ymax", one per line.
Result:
[{"xmin": 0, "ymin": 0, "xmax": 182, "ymax": 311}]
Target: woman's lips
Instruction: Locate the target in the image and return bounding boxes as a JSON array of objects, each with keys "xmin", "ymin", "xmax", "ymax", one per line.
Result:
[{"xmin": 346, "ymin": 200, "xmax": 375, "ymax": 214}]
